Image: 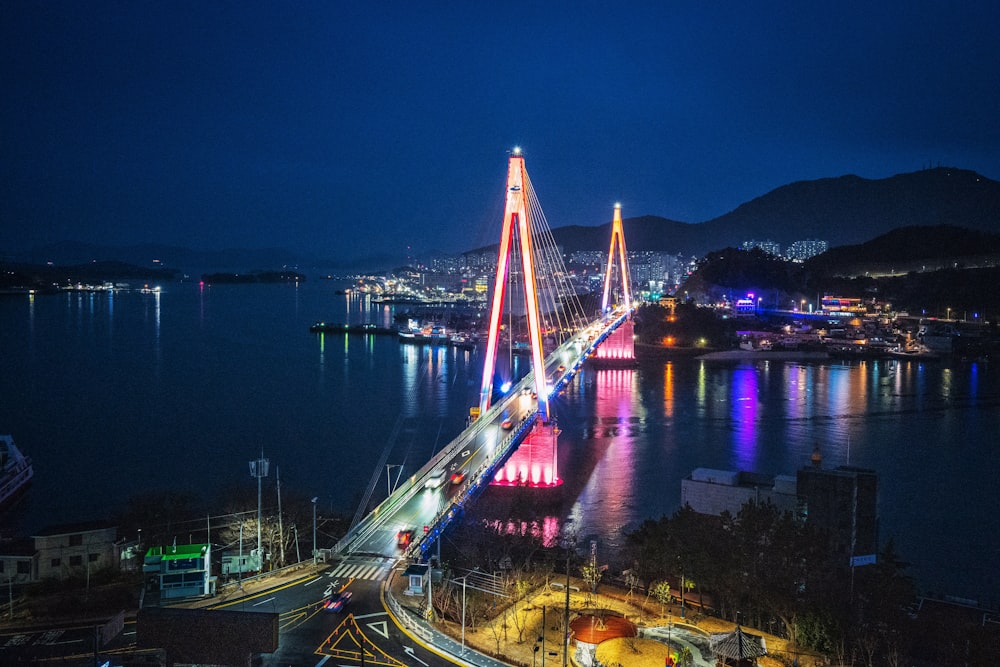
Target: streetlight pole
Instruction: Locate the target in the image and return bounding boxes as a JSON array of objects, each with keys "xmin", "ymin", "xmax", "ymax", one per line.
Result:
[
  {"xmin": 385, "ymin": 464, "xmax": 401, "ymax": 497},
  {"xmin": 249, "ymin": 452, "xmax": 269, "ymax": 572},
  {"xmin": 311, "ymin": 497, "xmax": 318, "ymax": 565},
  {"xmin": 562, "ymin": 544, "xmax": 571, "ymax": 667},
  {"xmin": 680, "ymin": 572, "xmax": 686, "ymax": 619},
  {"xmin": 276, "ymin": 466, "xmax": 285, "ymax": 568},
  {"xmin": 461, "ymin": 575, "xmax": 467, "ymax": 652}
]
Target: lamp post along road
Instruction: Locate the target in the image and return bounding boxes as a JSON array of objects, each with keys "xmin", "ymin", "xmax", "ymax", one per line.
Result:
[
  {"xmin": 563, "ymin": 546, "xmax": 571, "ymax": 667},
  {"xmin": 385, "ymin": 464, "xmax": 401, "ymax": 497},
  {"xmin": 311, "ymin": 497, "xmax": 318, "ymax": 564},
  {"xmin": 249, "ymin": 453, "xmax": 269, "ymax": 571}
]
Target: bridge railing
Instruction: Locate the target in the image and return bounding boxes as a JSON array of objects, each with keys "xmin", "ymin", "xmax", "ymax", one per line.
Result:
[{"xmin": 332, "ymin": 379, "xmax": 527, "ymax": 556}]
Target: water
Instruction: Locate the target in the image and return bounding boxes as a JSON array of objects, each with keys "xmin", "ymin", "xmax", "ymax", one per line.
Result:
[{"xmin": 1, "ymin": 282, "xmax": 997, "ymax": 604}]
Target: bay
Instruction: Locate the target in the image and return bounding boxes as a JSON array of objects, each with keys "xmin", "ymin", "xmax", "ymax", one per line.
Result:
[{"xmin": 1, "ymin": 282, "xmax": 997, "ymax": 605}]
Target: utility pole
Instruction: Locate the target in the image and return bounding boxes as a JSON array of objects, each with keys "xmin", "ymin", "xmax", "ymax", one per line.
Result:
[
  {"xmin": 563, "ymin": 545, "xmax": 570, "ymax": 667},
  {"xmin": 249, "ymin": 451, "xmax": 269, "ymax": 572},
  {"xmin": 426, "ymin": 560, "xmax": 434, "ymax": 621},
  {"xmin": 276, "ymin": 466, "xmax": 285, "ymax": 567},
  {"xmin": 541, "ymin": 605, "xmax": 546, "ymax": 667},
  {"xmin": 312, "ymin": 497, "xmax": 318, "ymax": 565},
  {"xmin": 238, "ymin": 522, "xmax": 244, "ymax": 590}
]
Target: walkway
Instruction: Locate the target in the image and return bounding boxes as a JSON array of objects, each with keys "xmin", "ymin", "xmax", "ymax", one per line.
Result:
[{"xmin": 383, "ymin": 569, "xmax": 803, "ymax": 667}]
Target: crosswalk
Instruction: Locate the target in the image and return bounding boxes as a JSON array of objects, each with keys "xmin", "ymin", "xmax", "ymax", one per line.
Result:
[{"xmin": 328, "ymin": 559, "xmax": 393, "ymax": 582}]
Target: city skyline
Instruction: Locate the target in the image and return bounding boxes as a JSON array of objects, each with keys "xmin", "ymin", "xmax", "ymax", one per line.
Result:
[{"xmin": 3, "ymin": 2, "xmax": 1000, "ymax": 264}]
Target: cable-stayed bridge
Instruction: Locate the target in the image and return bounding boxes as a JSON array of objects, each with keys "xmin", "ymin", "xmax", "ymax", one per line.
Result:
[{"xmin": 332, "ymin": 149, "xmax": 636, "ymax": 561}]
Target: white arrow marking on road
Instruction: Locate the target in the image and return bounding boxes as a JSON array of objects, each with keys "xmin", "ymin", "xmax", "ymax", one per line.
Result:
[
  {"xmin": 353, "ymin": 612, "xmax": 388, "ymax": 620},
  {"xmin": 366, "ymin": 620, "xmax": 389, "ymax": 639},
  {"xmin": 323, "ymin": 584, "xmax": 333, "ymax": 596},
  {"xmin": 403, "ymin": 647, "xmax": 429, "ymax": 666}
]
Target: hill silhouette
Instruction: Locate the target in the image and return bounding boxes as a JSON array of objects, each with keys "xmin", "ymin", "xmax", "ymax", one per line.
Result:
[{"xmin": 550, "ymin": 167, "xmax": 1000, "ymax": 257}]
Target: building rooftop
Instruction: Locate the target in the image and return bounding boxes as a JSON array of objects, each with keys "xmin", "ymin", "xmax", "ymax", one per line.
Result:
[{"xmin": 32, "ymin": 519, "xmax": 117, "ymax": 538}]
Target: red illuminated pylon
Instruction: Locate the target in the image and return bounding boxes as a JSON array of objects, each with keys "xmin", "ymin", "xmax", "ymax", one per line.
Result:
[
  {"xmin": 601, "ymin": 203, "xmax": 632, "ymax": 313},
  {"xmin": 479, "ymin": 148, "xmax": 550, "ymax": 422}
]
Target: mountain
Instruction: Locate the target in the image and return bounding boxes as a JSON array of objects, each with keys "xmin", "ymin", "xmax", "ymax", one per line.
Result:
[
  {"xmin": 805, "ymin": 224, "xmax": 1000, "ymax": 276},
  {"xmin": 12, "ymin": 168, "xmax": 1000, "ymax": 271},
  {"xmin": 551, "ymin": 167, "xmax": 1000, "ymax": 257}
]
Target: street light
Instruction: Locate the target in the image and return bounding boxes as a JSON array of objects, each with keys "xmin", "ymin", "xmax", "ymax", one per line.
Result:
[
  {"xmin": 311, "ymin": 497, "xmax": 318, "ymax": 565},
  {"xmin": 249, "ymin": 452, "xmax": 269, "ymax": 571},
  {"xmin": 385, "ymin": 464, "xmax": 401, "ymax": 496}
]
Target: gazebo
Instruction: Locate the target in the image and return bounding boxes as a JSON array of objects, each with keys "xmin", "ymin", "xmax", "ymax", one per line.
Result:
[{"xmin": 709, "ymin": 626, "xmax": 767, "ymax": 666}]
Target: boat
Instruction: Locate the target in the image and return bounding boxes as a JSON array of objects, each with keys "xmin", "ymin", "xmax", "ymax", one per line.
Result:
[
  {"xmin": 398, "ymin": 321, "xmax": 450, "ymax": 344},
  {"xmin": 0, "ymin": 435, "xmax": 33, "ymax": 507}
]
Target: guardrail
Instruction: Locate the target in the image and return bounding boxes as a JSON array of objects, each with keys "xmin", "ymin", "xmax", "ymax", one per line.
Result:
[{"xmin": 408, "ymin": 409, "xmax": 538, "ymax": 559}]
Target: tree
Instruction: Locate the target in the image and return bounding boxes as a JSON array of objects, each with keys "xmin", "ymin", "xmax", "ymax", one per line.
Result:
[{"xmin": 651, "ymin": 580, "xmax": 672, "ymax": 618}]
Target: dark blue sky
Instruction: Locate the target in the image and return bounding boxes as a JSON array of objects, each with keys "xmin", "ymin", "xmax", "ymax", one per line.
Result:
[{"xmin": 3, "ymin": 2, "xmax": 999, "ymax": 264}]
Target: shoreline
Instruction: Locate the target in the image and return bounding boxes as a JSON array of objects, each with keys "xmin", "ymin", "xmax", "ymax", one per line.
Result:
[{"xmin": 695, "ymin": 349, "xmax": 831, "ymax": 361}]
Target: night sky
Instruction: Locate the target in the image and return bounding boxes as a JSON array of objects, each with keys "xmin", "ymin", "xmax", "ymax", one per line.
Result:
[{"xmin": 3, "ymin": 2, "xmax": 999, "ymax": 264}]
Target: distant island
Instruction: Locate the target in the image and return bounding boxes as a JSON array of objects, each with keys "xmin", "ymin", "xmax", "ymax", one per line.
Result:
[
  {"xmin": 0, "ymin": 260, "xmax": 178, "ymax": 292},
  {"xmin": 200, "ymin": 270, "xmax": 305, "ymax": 284}
]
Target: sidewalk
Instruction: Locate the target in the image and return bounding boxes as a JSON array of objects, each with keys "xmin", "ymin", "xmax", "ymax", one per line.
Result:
[
  {"xmin": 383, "ymin": 567, "xmax": 810, "ymax": 667},
  {"xmin": 169, "ymin": 561, "xmax": 328, "ymax": 610},
  {"xmin": 385, "ymin": 564, "xmax": 513, "ymax": 667}
]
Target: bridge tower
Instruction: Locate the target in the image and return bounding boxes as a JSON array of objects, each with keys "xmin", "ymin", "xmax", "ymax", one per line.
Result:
[
  {"xmin": 601, "ymin": 202, "xmax": 632, "ymax": 312},
  {"xmin": 593, "ymin": 203, "xmax": 637, "ymax": 366},
  {"xmin": 479, "ymin": 148, "xmax": 550, "ymax": 421},
  {"xmin": 479, "ymin": 148, "xmax": 560, "ymax": 487}
]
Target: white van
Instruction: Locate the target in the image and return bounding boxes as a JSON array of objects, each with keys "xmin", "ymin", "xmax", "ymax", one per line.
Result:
[{"xmin": 425, "ymin": 468, "xmax": 446, "ymax": 489}]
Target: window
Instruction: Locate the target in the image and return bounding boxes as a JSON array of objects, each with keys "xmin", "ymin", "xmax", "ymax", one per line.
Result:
[
  {"xmin": 88, "ymin": 553, "xmax": 99, "ymax": 563},
  {"xmin": 17, "ymin": 562, "xmax": 29, "ymax": 575},
  {"xmin": 51, "ymin": 558, "xmax": 61, "ymax": 568},
  {"xmin": 0, "ymin": 560, "xmax": 4, "ymax": 573},
  {"xmin": 70, "ymin": 555, "xmax": 82, "ymax": 567},
  {"xmin": 69, "ymin": 534, "xmax": 83, "ymax": 547}
]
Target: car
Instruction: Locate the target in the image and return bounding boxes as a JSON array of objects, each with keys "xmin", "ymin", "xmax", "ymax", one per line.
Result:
[
  {"xmin": 450, "ymin": 471, "xmax": 466, "ymax": 485},
  {"xmin": 324, "ymin": 590, "xmax": 353, "ymax": 612},
  {"xmin": 425, "ymin": 468, "xmax": 446, "ymax": 489},
  {"xmin": 500, "ymin": 419, "xmax": 513, "ymax": 430},
  {"xmin": 397, "ymin": 529, "xmax": 414, "ymax": 549},
  {"xmin": 557, "ymin": 364, "xmax": 565, "ymax": 372}
]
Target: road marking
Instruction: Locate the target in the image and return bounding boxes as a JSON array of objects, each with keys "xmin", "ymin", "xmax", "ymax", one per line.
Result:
[
  {"xmin": 303, "ymin": 576, "xmax": 323, "ymax": 587},
  {"xmin": 313, "ymin": 656, "xmax": 330, "ymax": 666},
  {"xmin": 252, "ymin": 596, "xmax": 276, "ymax": 607},
  {"xmin": 352, "ymin": 612, "xmax": 388, "ymax": 619},
  {"xmin": 366, "ymin": 620, "xmax": 389, "ymax": 639},
  {"xmin": 403, "ymin": 646, "xmax": 429, "ymax": 666}
]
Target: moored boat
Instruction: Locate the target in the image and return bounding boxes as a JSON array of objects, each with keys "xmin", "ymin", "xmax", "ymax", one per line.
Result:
[{"xmin": 0, "ymin": 435, "xmax": 33, "ymax": 508}]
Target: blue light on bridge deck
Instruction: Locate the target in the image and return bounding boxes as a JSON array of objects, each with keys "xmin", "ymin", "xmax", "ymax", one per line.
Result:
[{"xmin": 501, "ymin": 381, "xmax": 512, "ymax": 393}]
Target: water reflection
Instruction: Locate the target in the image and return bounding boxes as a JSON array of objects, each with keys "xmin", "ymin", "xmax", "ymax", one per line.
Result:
[
  {"xmin": 566, "ymin": 367, "xmax": 641, "ymax": 555},
  {"xmin": 730, "ymin": 365, "xmax": 759, "ymax": 470}
]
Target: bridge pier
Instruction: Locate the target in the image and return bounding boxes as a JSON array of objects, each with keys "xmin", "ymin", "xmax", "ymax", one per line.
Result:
[
  {"xmin": 493, "ymin": 417, "xmax": 562, "ymax": 487},
  {"xmin": 590, "ymin": 318, "xmax": 638, "ymax": 367}
]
